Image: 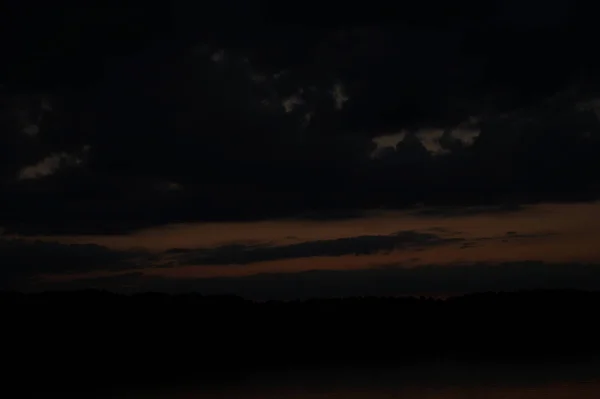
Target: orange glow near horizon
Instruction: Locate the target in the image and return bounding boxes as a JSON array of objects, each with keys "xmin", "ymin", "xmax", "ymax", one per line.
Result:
[{"xmin": 23, "ymin": 201, "xmax": 600, "ymax": 282}]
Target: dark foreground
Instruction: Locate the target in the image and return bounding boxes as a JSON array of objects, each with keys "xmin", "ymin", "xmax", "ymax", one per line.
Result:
[{"xmin": 3, "ymin": 289, "xmax": 600, "ymax": 396}]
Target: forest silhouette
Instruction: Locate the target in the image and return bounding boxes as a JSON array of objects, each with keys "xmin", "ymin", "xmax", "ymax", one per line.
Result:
[{"xmin": 4, "ymin": 289, "xmax": 600, "ymax": 394}]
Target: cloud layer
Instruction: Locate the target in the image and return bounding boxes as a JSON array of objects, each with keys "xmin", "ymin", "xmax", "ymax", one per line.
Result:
[{"xmin": 2, "ymin": 7, "xmax": 600, "ymax": 235}]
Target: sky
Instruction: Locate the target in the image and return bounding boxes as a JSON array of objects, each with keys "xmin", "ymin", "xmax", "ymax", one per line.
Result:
[{"xmin": 3, "ymin": 1, "xmax": 600, "ymax": 298}]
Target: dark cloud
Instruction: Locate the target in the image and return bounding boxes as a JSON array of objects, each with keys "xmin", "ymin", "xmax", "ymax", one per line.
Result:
[
  {"xmin": 2, "ymin": 4, "xmax": 600, "ymax": 234},
  {"xmin": 37, "ymin": 261, "xmax": 600, "ymax": 300},
  {"xmin": 0, "ymin": 239, "xmax": 144, "ymax": 289},
  {"xmin": 457, "ymin": 230, "xmax": 557, "ymax": 249},
  {"xmin": 293, "ymin": 210, "xmax": 368, "ymax": 221},
  {"xmin": 410, "ymin": 204, "xmax": 526, "ymax": 218},
  {"xmin": 168, "ymin": 230, "xmax": 461, "ymax": 266}
]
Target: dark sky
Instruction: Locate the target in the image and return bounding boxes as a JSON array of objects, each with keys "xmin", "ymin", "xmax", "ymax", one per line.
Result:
[{"xmin": 2, "ymin": 1, "xmax": 600, "ymax": 297}]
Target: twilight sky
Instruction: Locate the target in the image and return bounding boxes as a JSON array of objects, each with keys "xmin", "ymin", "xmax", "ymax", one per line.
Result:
[{"xmin": 3, "ymin": 1, "xmax": 600, "ymax": 298}]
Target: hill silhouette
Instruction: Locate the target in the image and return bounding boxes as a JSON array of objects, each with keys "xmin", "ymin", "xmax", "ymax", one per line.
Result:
[{"xmin": 4, "ymin": 289, "xmax": 600, "ymax": 395}]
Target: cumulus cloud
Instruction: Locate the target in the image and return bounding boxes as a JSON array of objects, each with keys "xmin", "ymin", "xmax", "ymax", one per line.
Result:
[
  {"xmin": 16, "ymin": 145, "xmax": 89, "ymax": 180},
  {"xmin": 17, "ymin": 153, "xmax": 66, "ymax": 179}
]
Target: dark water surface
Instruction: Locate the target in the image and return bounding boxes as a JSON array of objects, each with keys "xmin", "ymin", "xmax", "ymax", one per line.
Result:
[{"xmin": 115, "ymin": 360, "xmax": 600, "ymax": 398}]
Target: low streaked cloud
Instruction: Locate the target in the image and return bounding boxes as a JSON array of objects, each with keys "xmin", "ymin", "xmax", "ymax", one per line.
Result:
[
  {"xmin": 36, "ymin": 261, "xmax": 600, "ymax": 300},
  {"xmin": 167, "ymin": 230, "xmax": 462, "ymax": 266}
]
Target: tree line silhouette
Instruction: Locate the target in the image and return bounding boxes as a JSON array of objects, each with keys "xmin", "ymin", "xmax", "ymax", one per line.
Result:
[{"xmin": 4, "ymin": 289, "xmax": 600, "ymax": 394}]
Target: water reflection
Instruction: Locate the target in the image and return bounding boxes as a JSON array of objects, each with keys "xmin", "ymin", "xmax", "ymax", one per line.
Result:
[{"xmin": 121, "ymin": 361, "xmax": 600, "ymax": 399}]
